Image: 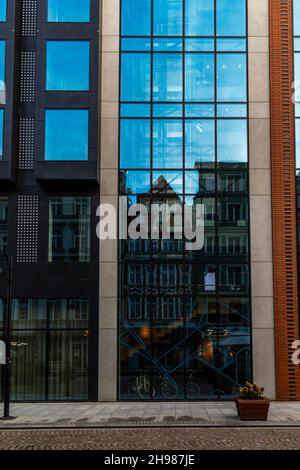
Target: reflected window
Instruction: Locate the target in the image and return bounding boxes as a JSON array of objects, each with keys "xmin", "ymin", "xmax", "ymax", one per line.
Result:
[
  {"xmin": 120, "ymin": 120, "xmax": 151, "ymax": 169},
  {"xmin": 45, "ymin": 110, "xmax": 89, "ymax": 161},
  {"xmin": 154, "ymin": 0, "xmax": 183, "ymax": 36},
  {"xmin": 218, "ymin": 120, "xmax": 248, "ymax": 165},
  {"xmin": 0, "ymin": 197, "xmax": 8, "ymax": 253},
  {"xmin": 217, "ymin": 0, "xmax": 246, "ymax": 36},
  {"xmin": 121, "ymin": 54, "xmax": 151, "ymax": 102},
  {"xmin": 185, "ymin": 120, "xmax": 215, "ymax": 168},
  {"xmin": 186, "ymin": 0, "xmax": 214, "ymax": 36},
  {"xmin": 153, "ymin": 54, "xmax": 183, "ymax": 101},
  {"xmin": 46, "ymin": 41, "xmax": 90, "ymax": 91},
  {"xmin": 0, "ymin": 0, "xmax": 6, "ymax": 22},
  {"xmin": 122, "ymin": 0, "xmax": 151, "ymax": 36},
  {"xmin": 217, "ymin": 54, "xmax": 247, "ymax": 102},
  {"xmin": 49, "ymin": 197, "xmax": 91, "ymax": 262},
  {"xmin": 48, "ymin": 0, "xmax": 90, "ymax": 22},
  {"xmin": 185, "ymin": 54, "xmax": 214, "ymax": 102},
  {"xmin": 153, "ymin": 120, "xmax": 183, "ymax": 169}
]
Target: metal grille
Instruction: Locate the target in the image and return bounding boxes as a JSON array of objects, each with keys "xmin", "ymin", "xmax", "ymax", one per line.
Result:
[
  {"xmin": 16, "ymin": 195, "xmax": 39, "ymax": 263},
  {"xmin": 22, "ymin": 0, "xmax": 37, "ymax": 37},
  {"xmin": 20, "ymin": 52, "xmax": 36, "ymax": 102},
  {"xmin": 18, "ymin": 118, "xmax": 35, "ymax": 170}
]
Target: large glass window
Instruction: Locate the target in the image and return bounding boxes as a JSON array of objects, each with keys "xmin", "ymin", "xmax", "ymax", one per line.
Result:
[
  {"xmin": 48, "ymin": 197, "xmax": 91, "ymax": 262},
  {"xmin": 121, "ymin": 54, "xmax": 151, "ymax": 101},
  {"xmin": 122, "ymin": 0, "xmax": 151, "ymax": 36},
  {"xmin": 0, "ymin": 0, "xmax": 6, "ymax": 22},
  {"xmin": 0, "ymin": 298, "xmax": 89, "ymax": 401},
  {"xmin": 45, "ymin": 110, "xmax": 89, "ymax": 161},
  {"xmin": 216, "ymin": 0, "xmax": 246, "ymax": 37},
  {"xmin": 153, "ymin": 0, "xmax": 183, "ymax": 36},
  {"xmin": 0, "ymin": 197, "xmax": 8, "ymax": 253},
  {"xmin": 217, "ymin": 54, "xmax": 247, "ymax": 102},
  {"xmin": 153, "ymin": 54, "xmax": 183, "ymax": 101},
  {"xmin": 46, "ymin": 41, "xmax": 90, "ymax": 91},
  {"xmin": 120, "ymin": 120, "xmax": 151, "ymax": 168},
  {"xmin": 185, "ymin": 54, "xmax": 214, "ymax": 102},
  {"xmin": 119, "ymin": 0, "xmax": 250, "ymax": 401},
  {"xmin": 48, "ymin": 0, "xmax": 90, "ymax": 22},
  {"xmin": 186, "ymin": 0, "xmax": 214, "ymax": 36}
]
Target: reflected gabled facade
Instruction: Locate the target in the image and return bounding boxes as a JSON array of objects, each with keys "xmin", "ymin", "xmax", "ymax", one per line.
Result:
[{"xmin": 119, "ymin": 0, "xmax": 251, "ymax": 400}]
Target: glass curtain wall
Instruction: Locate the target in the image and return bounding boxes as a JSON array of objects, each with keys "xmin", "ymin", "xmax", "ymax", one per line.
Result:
[
  {"xmin": 119, "ymin": 0, "xmax": 251, "ymax": 400},
  {"xmin": 0, "ymin": 299, "xmax": 89, "ymax": 400}
]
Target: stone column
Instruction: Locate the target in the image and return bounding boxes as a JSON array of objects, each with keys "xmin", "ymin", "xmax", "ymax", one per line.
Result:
[
  {"xmin": 248, "ymin": 0, "xmax": 276, "ymax": 398},
  {"xmin": 98, "ymin": 0, "xmax": 120, "ymax": 401}
]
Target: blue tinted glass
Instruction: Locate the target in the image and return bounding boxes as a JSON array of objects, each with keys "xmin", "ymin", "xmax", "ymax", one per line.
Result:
[
  {"xmin": 218, "ymin": 120, "xmax": 248, "ymax": 164},
  {"xmin": 0, "ymin": 109, "xmax": 3, "ymax": 159},
  {"xmin": 153, "ymin": 120, "xmax": 183, "ymax": 169},
  {"xmin": 153, "ymin": 38, "xmax": 183, "ymax": 51},
  {"xmin": 152, "ymin": 171, "xmax": 183, "ymax": 193},
  {"xmin": 154, "ymin": 0, "xmax": 182, "ymax": 36},
  {"xmin": 294, "ymin": 38, "xmax": 300, "ymax": 51},
  {"xmin": 186, "ymin": 0, "xmax": 214, "ymax": 36},
  {"xmin": 120, "ymin": 120, "xmax": 151, "ymax": 168},
  {"xmin": 0, "ymin": 0, "xmax": 6, "ymax": 21},
  {"xmin": 294, "ymin": 0, "xmax": 300, "ymax": 35},
  {"xmin": 185, "ymin": 104, "xmax": 214, "ymax": 117},
  {"xmin": 122, "ymin": 0, "xmax": 151, "ymax": 36},
  {"xmin": 217, "ymin": 0, "xmax": 246, "ymax": 37},
  {"xmin": 185, "ymin": 39, "xmax": 214, "ymax": 52},
  {"xmin": 296, "ymin": 119, "xmax": 300, "ymax": 168},
  {"xmin": 217, "ymin": 54, "xmax": 247, "ymax": 102},
  {"xmin": 120, "ymin": 171, "xmax": 151, "ymax": 194},
  {"xmin": 217, "ymin": 104, "xmax": 247, "ymax": 117},
  {"xmin": 45, "ymin": 110, "xmax": 88, "ymax": 161},
  {"xmin": 121, "ymin": 104, "xmax": 151, "ymax": 117},
  {"xmin": 0, "ymin": 40, "xmax": 5, "ymax": 87},
  {"xmin": 186, "ymin": 54, "xmax": 214, "ymax": 102},
  {"xmin": 153, "ymin": 104, "xmax": 183, "ymax": 117},
  {"xmin": 217, "ymin": 39, "xmax": 246, "ymax": 52},
  {"xmin": 46, "ymin": 41, "xmax": 89, "ymax": 91},
  {"xmin": 295, "ymin": 53, "xmax": 300, "ymax": 102},
  {"xmin": 48, "ymin": 0, "xmax": 90, "ymax": 22},
  {"xmin": 121, "ymin": 54, "xmax": 151, "ymax": 101},
  {"xmin": 296, "ymin": 103, "xmax": 300, "ymax": 116},
  {"xmin": 121, "ymin": 38, "xmax": 151, "ymax": 51},
  {"xmin": 153, "ymin": 54, "xmax": 183, "ymax": 101},
  {"xmin": 185, "ymin": 120, "xmax": 215, "ymax": 168}
]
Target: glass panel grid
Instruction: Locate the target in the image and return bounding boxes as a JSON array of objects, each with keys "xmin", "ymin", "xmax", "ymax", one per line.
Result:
[{"xmin": 119, "ymin": 0, "xmax": 250, "ymax": 400}]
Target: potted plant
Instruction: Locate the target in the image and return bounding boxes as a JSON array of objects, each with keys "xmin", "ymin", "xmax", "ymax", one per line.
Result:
[{"xmin": 235, "ymin": 382, "xmax": 270, "ymax": 421}]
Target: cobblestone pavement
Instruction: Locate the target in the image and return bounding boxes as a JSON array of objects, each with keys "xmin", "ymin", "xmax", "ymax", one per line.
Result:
[
  {"xmin": 1, "ymin": 402, "xmax": 300, "ymax": 427},
  {"xmin": 0, "ymin": 427, "xmax": 300, "ymax": 450}
]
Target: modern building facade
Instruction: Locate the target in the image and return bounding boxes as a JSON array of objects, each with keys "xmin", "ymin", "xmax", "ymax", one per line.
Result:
[{"xmin": 0, "ymin": 0, "xmax": 300, "ymax": 402}]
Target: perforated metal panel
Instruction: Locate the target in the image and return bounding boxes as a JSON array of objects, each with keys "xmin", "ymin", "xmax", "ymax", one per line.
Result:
[
  {"xmin": 20, "ymin": 52, "xmax": 36, "ymax": 102},
  {"xmin": 18, "ymin": 118, "xmax": 35, "ymax": 170},
  {"xmin": 17, "ymin": 195, "xmax": 39, "ymax": 263},
  {"xmin": 22, "ymin": 0, "xmax": 37, "ymax": 37}
]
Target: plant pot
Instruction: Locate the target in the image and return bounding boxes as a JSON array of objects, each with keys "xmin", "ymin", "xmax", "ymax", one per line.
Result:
[{"xmin": 235, "ymin": 398, "xmax": 270, "ymax": 421}]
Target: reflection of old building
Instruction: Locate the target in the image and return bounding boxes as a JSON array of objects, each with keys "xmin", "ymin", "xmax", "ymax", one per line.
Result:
[{"xmin": 120, "ymin": 167, "xmax": 251, "ymax": 399}]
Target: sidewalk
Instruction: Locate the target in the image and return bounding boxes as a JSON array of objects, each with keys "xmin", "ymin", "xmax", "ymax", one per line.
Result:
[{"xmin": 1, "ymin": 402, "xmax": 300, "ymax": 427}]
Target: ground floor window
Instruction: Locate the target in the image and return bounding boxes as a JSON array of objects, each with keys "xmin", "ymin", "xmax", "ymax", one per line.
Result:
[{"xmin": 0, "ymin": 298, "xmax": 89, "ymax": 400}]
